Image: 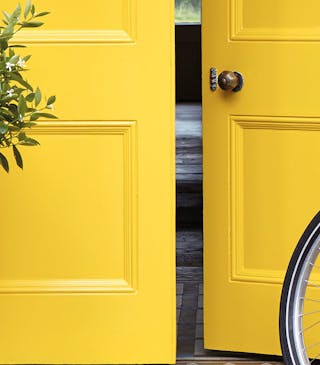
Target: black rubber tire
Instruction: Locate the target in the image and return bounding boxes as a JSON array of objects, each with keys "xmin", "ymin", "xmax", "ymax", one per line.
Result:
[{"xmin": 280, "ymin": 211, "xmax": 320, "ymax": 365}]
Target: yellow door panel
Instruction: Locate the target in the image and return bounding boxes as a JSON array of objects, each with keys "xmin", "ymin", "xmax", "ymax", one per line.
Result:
[
  {"xmin": 203, "ymin": 0, "xmax": 320, "ymax": 355},
  {"xmin": 231, "ymin": 0, "xmax": 320, "ymax": 40},
  {"xmin": 0, "ymin": 1, "xmax": 175, "ymax": 364}
]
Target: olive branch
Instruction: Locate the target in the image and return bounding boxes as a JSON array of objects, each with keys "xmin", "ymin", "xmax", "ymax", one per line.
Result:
[{"xmin": 0, "ymin": 1, "xmax": 57, "ymax": 172}]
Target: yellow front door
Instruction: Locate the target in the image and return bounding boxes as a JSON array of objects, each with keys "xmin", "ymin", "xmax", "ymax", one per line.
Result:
[
  {"xmin": 203, "ymin": 0, "xmax": 320, "ymax": 355},
  {"xmin": 0, "ymin": 1, "xmax": 175, "ymax": 364}
]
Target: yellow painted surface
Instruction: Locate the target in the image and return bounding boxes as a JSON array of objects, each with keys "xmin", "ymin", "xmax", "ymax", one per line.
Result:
[
  {"xmin": 0, "ymin": 1, "xmax": 175, "ymax": 364},
  {"xmin": 203, "ymin": 0, "xmax": 320, "ymax": 355}
]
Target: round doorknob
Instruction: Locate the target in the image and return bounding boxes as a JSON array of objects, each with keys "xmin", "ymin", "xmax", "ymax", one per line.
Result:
[{"xmin": 218, "ymin": 71, "xmax": 244, "ymax": 92}]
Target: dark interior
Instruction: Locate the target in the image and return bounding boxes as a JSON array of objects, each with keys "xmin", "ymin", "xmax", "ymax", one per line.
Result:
[
  {"xmin": 176, "ymin": 24, "xmax": 202, "ymax": 103},
  {"xmin": 176, "ymin": 23, "xmax": 205, "ymax": 357}
]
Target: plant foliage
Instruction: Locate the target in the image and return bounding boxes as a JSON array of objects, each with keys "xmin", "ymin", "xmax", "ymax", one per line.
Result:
[{"xmin": 0, "ymin": 1, "xmax": 56, "ymax": 172}]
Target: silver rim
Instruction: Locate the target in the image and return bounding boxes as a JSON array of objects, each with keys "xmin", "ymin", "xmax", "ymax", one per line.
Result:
[{"xmin": 290, "ymin": 233, "xmax": 320, "ymax": 365}]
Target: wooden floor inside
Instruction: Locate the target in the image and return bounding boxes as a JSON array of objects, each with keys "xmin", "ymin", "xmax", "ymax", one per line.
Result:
[
  {"xmin": 175, "ymin": 103, "xmax": 283, "ymax": 364},
  {"xmin": 176, "ymin": 103, "xmax": 203, "ymax": 358}
]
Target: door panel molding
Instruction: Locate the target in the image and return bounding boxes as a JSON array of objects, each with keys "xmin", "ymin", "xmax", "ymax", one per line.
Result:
[
  {"xmin": 13, "ymin": 30, "xmax": 136, "ymax": 44},
  {"xmin": 230, "ymin": 0, "xmax": 320, "ymax": 41},
  {"xmin": 0, "ymin": 279, "xmax": 135, "ymax": 294},
  {"xmin": 230, "ymin": 116, "xmax": 320, "ymax": 285},
  {"xmin": 0, "ymin": 121, "xmax": 138, "ymax": 294},
  {"xmin": 12, "ymin": 0, "xmax": 137, "ymax": 44}
]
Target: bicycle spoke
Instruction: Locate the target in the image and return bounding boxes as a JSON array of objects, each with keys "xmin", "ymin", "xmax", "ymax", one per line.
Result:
[
  {"xmin": 303, "ymin": 298, "xmax": 320, "ymax": 303},
  {"xmin": 306, "ymin": 342, "xmax": 320, "ymax": 350},
  {"xmin": 306, "ymin": 280, "xmax": 320, "ymax": 289},
  {"xmin": 301, "ymin": 319, "xmax": 320, "ymax": 333},
  {"xmin": 310, "ymin": 263, "xmax": 320, "ymax": 270},
  {"xmin": 300, "ymin": 310, "xmax": 320, "ymax": 317}
]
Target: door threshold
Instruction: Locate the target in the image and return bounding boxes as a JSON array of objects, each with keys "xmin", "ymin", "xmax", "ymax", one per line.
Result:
[{"xmin": 176, "ymin": 356, "xmax": 283, "ymax": 364}]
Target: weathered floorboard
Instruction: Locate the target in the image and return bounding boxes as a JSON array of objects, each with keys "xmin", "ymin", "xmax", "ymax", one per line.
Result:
[{"xmin": 176, "ymin": 103, "xmax": 203, "ymax": 228}]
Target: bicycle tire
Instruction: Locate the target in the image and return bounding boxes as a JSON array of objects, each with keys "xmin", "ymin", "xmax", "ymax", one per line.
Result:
[{"xmin": 280, "ymin": 211, "xmax": 320, "ymax": 365}]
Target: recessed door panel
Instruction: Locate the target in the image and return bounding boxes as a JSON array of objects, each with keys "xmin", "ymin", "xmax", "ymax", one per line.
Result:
[{"xmin": 231, "ymin": 0, "xmax": 320, "ymax": 40}]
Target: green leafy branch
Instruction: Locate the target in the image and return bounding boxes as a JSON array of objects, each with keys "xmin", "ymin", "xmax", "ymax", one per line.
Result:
[{"xmin": 0, "ymin": 1, "xmax": 57, "ymax": 172}]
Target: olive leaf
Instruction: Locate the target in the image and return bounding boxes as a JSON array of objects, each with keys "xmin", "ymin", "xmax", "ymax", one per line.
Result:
[
  {"xmin": 47, "ymin": 95, "xmax": 56, "ymax": 105},
  {"xmin": 24, "ymin": 0, "xmax": 31, "ymax": 19},
  {"xmin": 13, "ymin": 144, "xmax": 23, "ymax": 168},
  {"xmin": 0, "ymin": 152, "xmax": 9, "ymax": 172},
  {"xmin": 34, "ymin": 87, "xmax": 41, "ymax": 106}
]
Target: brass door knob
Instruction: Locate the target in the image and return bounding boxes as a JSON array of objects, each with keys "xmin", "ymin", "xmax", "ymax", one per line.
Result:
[{"xmin": 218, "ymin": 71, "xmax": 244, "ymax": 92}]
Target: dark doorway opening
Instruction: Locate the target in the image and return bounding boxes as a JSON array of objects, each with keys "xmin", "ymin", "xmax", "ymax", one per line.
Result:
[{"xmin": 175, "ymin": 22, "xmax": 205, "ymax": 357}]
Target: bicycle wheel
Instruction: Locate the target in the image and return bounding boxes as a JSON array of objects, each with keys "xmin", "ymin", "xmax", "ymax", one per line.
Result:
[{"xmin": 280, "ymin": 211, "xmax": 320, "ymax": 365}]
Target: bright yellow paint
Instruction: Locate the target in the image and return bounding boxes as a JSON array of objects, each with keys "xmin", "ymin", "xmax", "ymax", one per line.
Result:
[
  {"xmin": 0, "ymin": 1, "xmax": 175, "ymax": 364},
  {"xmin": 203, "ymin": 0, "xmax": 320, "ymax": 355}
]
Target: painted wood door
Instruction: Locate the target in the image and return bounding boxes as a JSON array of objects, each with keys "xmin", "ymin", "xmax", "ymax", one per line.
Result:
[
  {"xmin": 0, "ymin": 1, "xmax": 175, "ymax": 364},
  {"xmin": 203, "ymin": 0, "xmax": 320, "ymax": 355}
]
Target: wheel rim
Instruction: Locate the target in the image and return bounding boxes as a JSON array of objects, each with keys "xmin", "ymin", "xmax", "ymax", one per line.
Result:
[{"xmin": 291, "ymin": 233, "xmax": 320, "ymax": 365}]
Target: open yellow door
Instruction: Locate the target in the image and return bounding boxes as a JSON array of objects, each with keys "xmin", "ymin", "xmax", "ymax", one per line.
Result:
[
  {"xmin": 0, "ymin": 1, "xmax": 175, "ymax": 364},
  {"xmin": 203, "ymin": 0, "xmax": 320, "ymax": 355}
]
